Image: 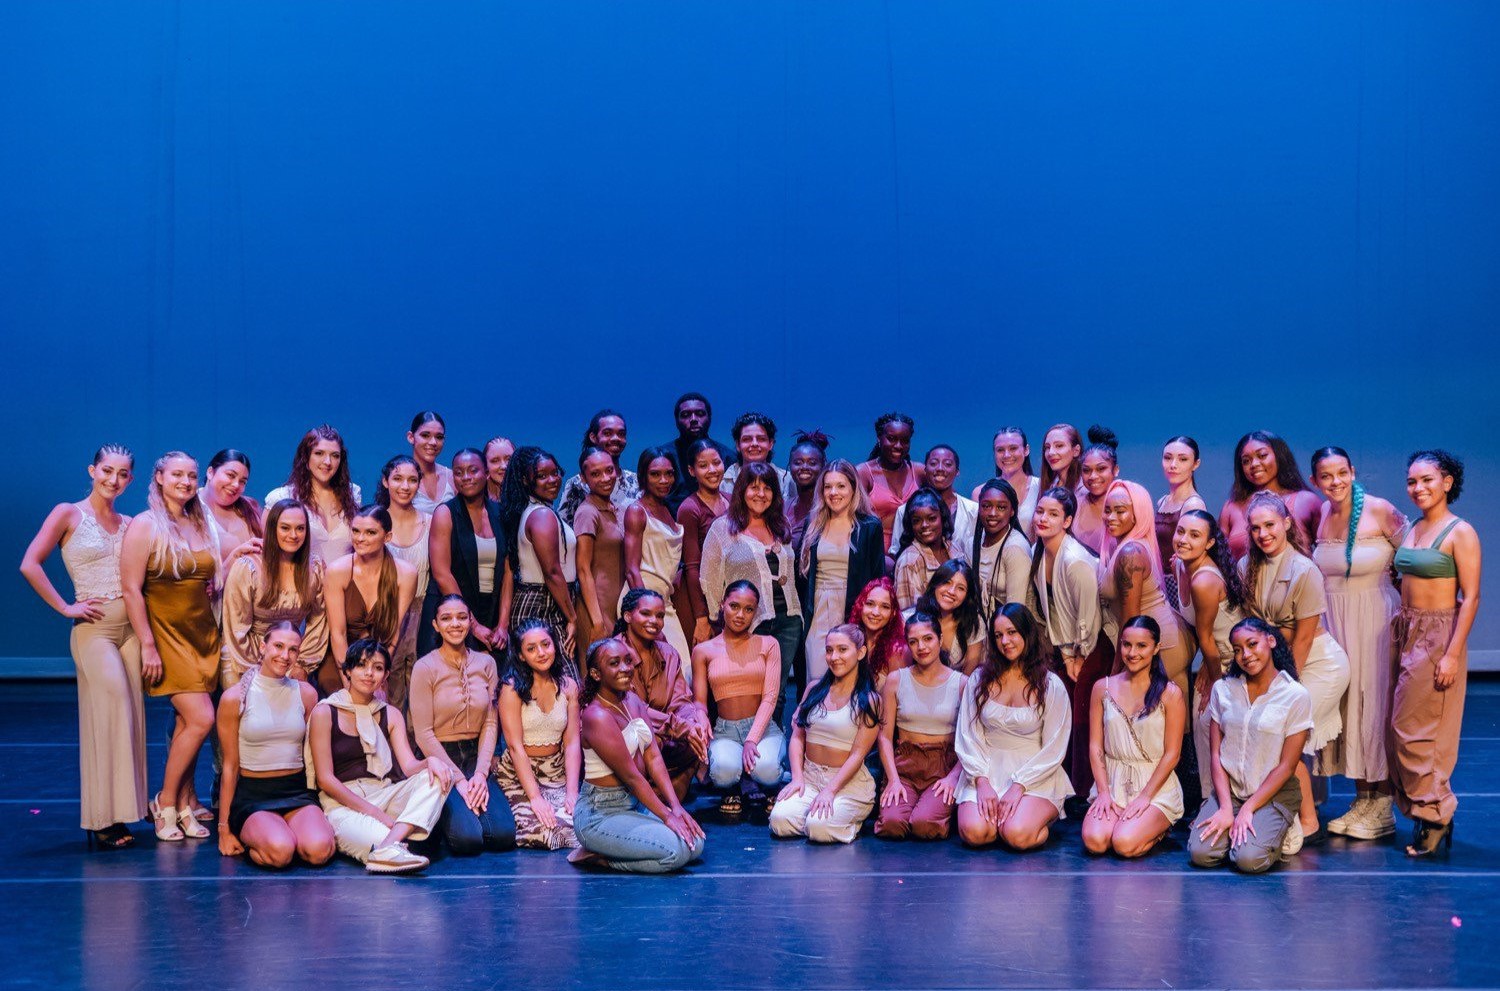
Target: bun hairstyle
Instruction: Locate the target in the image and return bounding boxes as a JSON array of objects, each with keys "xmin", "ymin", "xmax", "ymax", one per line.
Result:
[
  {"xmin": 1408, "ymin": 449, "xmax": 1465, "ymax": 504},
  {"xmin": 792, "ymin": 429, "xmax": 832, "ymax": 454},
  {"xmin": 1083, "ymin": 425, "xmax": 1120, "ymax": 467}
]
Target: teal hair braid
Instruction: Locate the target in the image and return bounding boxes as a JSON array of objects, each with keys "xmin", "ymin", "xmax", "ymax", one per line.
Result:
[{"xmin": 1344, "ymin": 481, "xmax": 1365, "ymax": 578}]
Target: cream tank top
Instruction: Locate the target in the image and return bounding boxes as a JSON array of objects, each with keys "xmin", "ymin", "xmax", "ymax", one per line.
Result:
[
  {"xmin": 895, "ymin": 668, "xmax": 966, "ymax": 736},
  {"xmin": 805, "ymin": 698, "xmax": 860, "ymax": 750},
  {"xmin": 518, "ymin": 501, "xmax": 578, "ymax": 583},
  {"xmin": 239, "ymin": 673, "xmax": 307, "ymax": 772}
]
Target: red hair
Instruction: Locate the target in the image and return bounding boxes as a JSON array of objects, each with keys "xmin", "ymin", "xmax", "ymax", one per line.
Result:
[{"xmin": 847, "ymin": 577, "xmax": 906, "ymax": 679}]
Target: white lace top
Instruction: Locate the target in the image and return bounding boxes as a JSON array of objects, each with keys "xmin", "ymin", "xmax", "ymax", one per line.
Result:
[
  {"xmin": 60, "ymin": 504, "xmax": 128, "ymax": 601},
  {"xmin": 521, "ymin": 692, "xmax": 570, "ymax": 747}
]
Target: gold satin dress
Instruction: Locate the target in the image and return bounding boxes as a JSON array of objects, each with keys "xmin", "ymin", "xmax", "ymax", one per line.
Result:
[{"xmin": 144, "ymin": 547, "xmax": 221, "ymax": 696}]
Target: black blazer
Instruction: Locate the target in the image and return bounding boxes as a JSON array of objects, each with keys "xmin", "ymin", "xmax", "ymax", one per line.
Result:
[
  {"xmin": 417, "ymin": 495, "xmax": 506, "ymax": 655},
  {"xmin": 796, "ymin": 514, "xmax": 885, "ymax": 621}
]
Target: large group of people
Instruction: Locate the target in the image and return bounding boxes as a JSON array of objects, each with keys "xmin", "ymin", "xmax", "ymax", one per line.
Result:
[{"xmin": 19, "ymin": 397, "xmax": 1481, "ymax": 874}]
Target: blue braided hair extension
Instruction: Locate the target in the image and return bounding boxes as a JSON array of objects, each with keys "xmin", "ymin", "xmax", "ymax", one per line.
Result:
[{"xmin": 1344, "ymin": 481, "xmax": 1365, "ymax": 578}]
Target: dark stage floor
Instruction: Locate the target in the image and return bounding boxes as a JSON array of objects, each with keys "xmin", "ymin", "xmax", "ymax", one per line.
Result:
[{"xmin": 3, "ymin": 681, "xmax": 1497, "ymax": 991}]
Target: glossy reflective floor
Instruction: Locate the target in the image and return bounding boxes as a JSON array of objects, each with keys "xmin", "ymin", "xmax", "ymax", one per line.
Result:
[{"xmin": 4, "ymin": 680, "xmax": 1497, "ymax": 990}]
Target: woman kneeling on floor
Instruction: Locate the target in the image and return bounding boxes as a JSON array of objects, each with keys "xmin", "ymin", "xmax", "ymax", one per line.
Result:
[
  {"xmin": 873, "ymin": 611, "xmax": 965, "ymax": 840},
  {"xmin": 309, "ymin": 639, "xmax": 455, "ymax": 873},
  {"xmin": 573, "ymin": 638, "xmax": 705, "ymax": 873},
  {"xmin": 770, "ymin": 625, "xmax": 881, "ymax": 843},
  {"xmin": 1188, "ymin": 617, "xmax": 1312, "ymax": 874},
  {"xmin": 216, "ymin": 622, "xmax": 335, "ymax": 868},
  {"xmin": 1082, "ymin": 615, "xmax": 1185, "ymax": 858},
  {"xmin": 496, "ymin": 619, "xmax": 581, "ymax": 850},
  {"xmin": 954, "ymin": 603, "xmax": 1073, "ymax": 851}
]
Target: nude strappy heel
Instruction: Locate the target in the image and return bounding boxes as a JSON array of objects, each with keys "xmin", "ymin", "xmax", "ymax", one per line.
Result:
[
  {"xmin": 177, "ymin": 808, "xmax": 211, "ymax": 839},
  {"xmin": 150, "ymin": 795, "xmax": 184, "ymax": 842}
]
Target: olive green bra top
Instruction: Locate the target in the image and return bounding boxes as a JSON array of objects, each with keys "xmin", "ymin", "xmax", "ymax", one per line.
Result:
[{"xmin": 1392, "ymin": 518, "xmax": 1462, "ymax": 580}]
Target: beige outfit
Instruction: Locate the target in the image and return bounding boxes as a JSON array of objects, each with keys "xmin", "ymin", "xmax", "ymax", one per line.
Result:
[{"xmin": 61, "ymin": 506, "xmax": 148, "ymax": 829}]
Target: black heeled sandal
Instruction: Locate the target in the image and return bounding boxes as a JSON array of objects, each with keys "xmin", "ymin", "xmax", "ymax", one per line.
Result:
[
  {"xmin": 85, "ymin": 824, "xmax": 136, "ymax": 851},
  {"xmin": 1405, "ymin": 820, "xmax": 1455, "ymax": 858}
]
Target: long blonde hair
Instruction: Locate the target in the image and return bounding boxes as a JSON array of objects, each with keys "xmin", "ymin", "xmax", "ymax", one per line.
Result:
[
  {"xmin": 798, "ymin": 459, "xmax": 874, "ymax": 576},
  {"xmin": 146, "ymin": 451, "xmax": 213, "ymax": 578}
]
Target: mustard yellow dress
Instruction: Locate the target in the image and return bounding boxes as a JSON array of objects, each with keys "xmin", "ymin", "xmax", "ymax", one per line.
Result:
[{"xmin": 144, "ymin": 547, "xmax": 221, "ymax": 696}]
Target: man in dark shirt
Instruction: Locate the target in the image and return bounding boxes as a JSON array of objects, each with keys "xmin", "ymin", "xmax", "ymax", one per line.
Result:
[{"xmin": 663, "ymin": 391, "xmax": 736, "ymax": 515}]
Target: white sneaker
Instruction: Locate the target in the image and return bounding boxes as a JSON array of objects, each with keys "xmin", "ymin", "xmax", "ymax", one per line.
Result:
[
  {"xmin": 1281, "ymin": 817, "xmax": 1304, "ymax": 856},
  {"xmin": 1327, "ymin": 796, "xmax": 1369, "ymax": 836},
  {"xmin": 366, "ymin": 843, "xmax": 430, "ymax": 874},
  {"xmin": 1343, "ymin": 795, "xmax": 1396, "ymax": 840}
]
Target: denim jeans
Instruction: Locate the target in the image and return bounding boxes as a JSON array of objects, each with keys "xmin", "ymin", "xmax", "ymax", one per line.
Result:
[
  {"xmin": 755, "ymin": 611, "xmax": 804, "ymax": 730},
  {"xmin": 708, "ymin": 716, "xmax": 785, "ymax": 789},
  {"xmin": 574, "ymin": 782, "xmax": 704, "ymax": 874},
  {"xmin": 437, "ymin": 738, "xmax": 517, "ymax": 855}
]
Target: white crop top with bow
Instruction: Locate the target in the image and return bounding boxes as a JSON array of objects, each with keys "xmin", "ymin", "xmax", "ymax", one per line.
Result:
[{"xmin": 583, "ymin": 716, "xmax": 653, "ymax": 779}]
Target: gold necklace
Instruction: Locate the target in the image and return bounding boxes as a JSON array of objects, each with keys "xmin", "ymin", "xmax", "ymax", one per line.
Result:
[{"xmin": 598, "ymin": 694, "xmax": 630, "ymax": 720}]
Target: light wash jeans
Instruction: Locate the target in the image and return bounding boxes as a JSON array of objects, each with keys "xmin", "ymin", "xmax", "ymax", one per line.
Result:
[
  {"xmin": 708, "ymin": 717, "xmax": 784, "ymax": 789},
  {"xmin": 574, "ymin": 782, "xmax": 704, "ymax": 874}
]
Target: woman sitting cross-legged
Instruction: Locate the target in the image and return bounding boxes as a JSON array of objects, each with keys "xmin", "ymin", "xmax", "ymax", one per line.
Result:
[
  {"xmin": 691, "ymin": 580, "xmax": 784, "ymax": 817},
  {"xmin": 769, "ymin": 625, "xmax": 882, "ymax": 844},
  {"xmin": 496, "ymin": 619, "xmax": 581, "ymax": 851},
  {"xmin": 954, "ymin": 603, "xmax": 1073, "ymax": 851},
  {"xmin": 873, "ymin": 611, "xmax": 967, "ymax": 841},
  {"xmin": 216, "ymin": 622, "xmax": 335, "ymax": 869},
  {"xmin": 1188, "ymin": 617, "xmax": 1312, "ymax": 874},
  {"xmin": 409, "ymin": 595, "xmax": 517, "ymax": 856},
  {"xmin": 572, "ymin": 638, "xmax": 706, "ymax": 873},
  {"xmin": 1081, "ymin": 615, "xmax": 1186, "ymax": 859},
  {"xmin": 308, "ymin": 639, "xmax": 455, "ymax": 873}
]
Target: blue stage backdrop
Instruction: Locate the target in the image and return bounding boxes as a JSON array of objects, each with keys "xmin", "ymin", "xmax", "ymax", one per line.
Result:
[{"xmin": 2, "ymin": 1, "xmax": 1496, "ymax": 665}]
